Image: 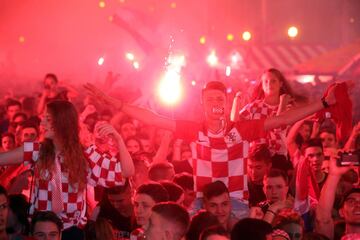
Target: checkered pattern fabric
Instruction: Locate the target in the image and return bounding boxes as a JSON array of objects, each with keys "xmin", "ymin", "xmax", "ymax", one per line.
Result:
[
  {"xmin": 23, "ymin": 142, "xmax": 124, "ymax": 229},
  {"xmin": 240, "ymin": 100, "xmax": 288, "ymax": 155},
  {"xmin": 176, "ymin": 120, "xmax": 266, "ymax": 201}
]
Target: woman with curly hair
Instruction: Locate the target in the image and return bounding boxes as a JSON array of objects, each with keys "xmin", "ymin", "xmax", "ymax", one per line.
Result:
[{"xmin": 0, "ymin": 100, "xmax": 134, "ymax": 239}]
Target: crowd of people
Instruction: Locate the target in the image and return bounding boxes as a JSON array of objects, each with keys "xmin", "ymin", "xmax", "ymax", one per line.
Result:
[{"xmin": 0, "ymin": 69, "xmax": 359, "ymax": 240}]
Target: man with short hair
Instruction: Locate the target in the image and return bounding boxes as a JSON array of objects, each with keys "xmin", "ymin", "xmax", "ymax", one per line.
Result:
[
  {"xmin": 203, "ymin": 181, "xmax": 238, "ymax": 232},
  {"xmin": 30, "ymin": 211, "xmax": 63, "ymax": 240},
  {"xmin": 145, "ymin": 202, "xmax": 190, "ymax": 240},
  {"xmin": 92, "ymin": 181, "xmax": 135, "ymax": 238},
  {"xmin": 0, "ymin": 99, "xmax": 22, "ymax": 135},
  {"xmin": 18, "ymin": 121, "xmax": 39, "ymax": 145},
  {"xmin": 247, "ymin": 144, "xmax": 272, "ymax": 207}
]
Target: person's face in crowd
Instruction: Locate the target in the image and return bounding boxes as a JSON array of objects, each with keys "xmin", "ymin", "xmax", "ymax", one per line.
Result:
[
  {"xmin": 10, "ymin": 115, "xmax": 26, "ymax": 134},
  {"xmin": 298, "ymin": 124, "xmax": 311, "ymax": 141},
  {"xmin": 340, "ymin": 192, "xmax": 360, "ymax": 226},
  {"xmin": 120, "ymin": 122, "xmax": 136, "ymax": 139},
  {"xmin": 1, "ymin": 136, "xmax": 15, "ymax": 151},
  {"xmin": 32, "ymin": 221, "xmax": 61, "ymax": 240},
  {"xmin": 183, "ymin": 189, "xmax": 196, "ymax": 208},
  {"xmin": 181, "ymin": 150, "xmax": 192, "ymax": 161},
  {"xmin": 304, "ymin": 146, "xmax": 324, "ymax": 173},
  {"xmin": 204, "ymin": 192, "xmax": 231, "ymax": 227},
  {"xmin": 126, "ymin": 139, "xmax": 141, "ymax": 154},
  {"xmin": 247, "ymin": 159, "xmax": 271, "ymax": 183},
  {"xmin": 263, "ymin": 176, "xmax": 288, "ymax": 204},
  {"xmin": 107, "ymin": 188, "xmax": 133, "ymax": 217},
  {"xmin": 140, "ymin": 139, "xmax": 153, "ymax": 153},
  {"xmin": 282, "ymin": 223, "xmax": 303, "ymax": 240},
  {"xmin": 6, "ymin": 105, "xmax": 21, "ymax": 121},
  {"xmin": 261, "ymin": 71, "xmax": 282, "ymax": 97},
  {"xmin": 0, "ymin": 194, "xmax": 8, "ymax": 234},
  {"xmin": 21, "ymin": 127, "xmax": 38, "ymax": 143},
  {"xmin": 202, "ymin": 89, "xmax": 227, "ymax": 121},
  {"xmin": 44, "ymin": 77, "xmax": 57, "ymax": 91},
  {"xmin": 144, "ymin": 212, "xmax": 169, "ymax": 240},
  {"xmin": 320, "ymin": 132, "xmax": 337, "ymax": 148},
  {"xmin": 40, "ymin": 109, "xmax": 55, "ymax": 140},
  {"xmin": 133, "ymin": 193, "xmax": 156, "ymax": 227}
]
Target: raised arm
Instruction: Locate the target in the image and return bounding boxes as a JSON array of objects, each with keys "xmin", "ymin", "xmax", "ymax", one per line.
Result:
[
  {"xmin": 315, "ymin": 156, "xmax": 351, "ymax": 239},
  {"xmin": 264, "ymin": 85, "xmax": 337, "ymax": 131},
  {"xmin": 95, "ymin": 122, "xmax": 135, "ymax": 178},
  {"xmin": 84, "ymin": 83, "xmax": 176, "ymax": 131},
  {"xmin": 343, "ymin": 122, "xmax": 360, "ymax": 151},
  {"xmin": 0, "ymin": 146, "xmax": 23, "ymax": 166},
  {"xmin": 152, "ymin": 130, "xmax": 173, "ymax": 164},
  {"xmin": 230, "ymin": 92, "xmax": 248, "ymax": 122}
]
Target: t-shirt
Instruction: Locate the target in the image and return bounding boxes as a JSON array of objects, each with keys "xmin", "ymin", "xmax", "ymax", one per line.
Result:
[{"xmin": 175, "ymin": 119, "xmax": 266, "ymax": 200}]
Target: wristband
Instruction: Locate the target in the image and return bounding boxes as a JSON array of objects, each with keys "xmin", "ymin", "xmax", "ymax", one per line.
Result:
[{"xmin": 321, "ymin": 97, "xmax": 330, "ymax": 108}]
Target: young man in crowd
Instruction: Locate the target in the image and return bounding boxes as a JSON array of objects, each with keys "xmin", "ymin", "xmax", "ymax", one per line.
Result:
[
  {"xmin": 30, "ymin": 211, "xmax": 63, "ymax": 240},
  {"xmin": 144, "ymin": 202, "xmax": 190, "ymax": 240},
  {"xmin": 85, "ymin": 80, "xmax": 338, "ymax": 219},
  {"xmin": 91, "ymin": 181, "xmax": 135, "ymax": 239},
  {"xmin": 316, "ymin": 156, "xmax": 360, "ymax": 239},
  {"xmin": 203, "ymin": 181, "xmax": 238, "ymax": 232},
  {"xmin": 247, "ymin": 144, "xmax": 272, "ymax": 207},
  {"xmin": 0, "ymin": 99, "xmax": 22, "ymax": 135}
]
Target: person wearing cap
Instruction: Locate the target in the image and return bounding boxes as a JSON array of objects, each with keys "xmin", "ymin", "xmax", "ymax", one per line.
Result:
[
  {"xmin": 316, "ymin": 155, "xmax": 360, "ymax": 239},
  {"xmin": 85, "ymin": 81, "xmax": 338, "ymax": 219}
]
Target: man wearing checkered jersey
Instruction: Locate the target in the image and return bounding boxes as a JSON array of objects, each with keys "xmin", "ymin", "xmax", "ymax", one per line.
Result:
[{"xmin": 85, "ymin": 81, "xmax": 338, "ymax": 218}]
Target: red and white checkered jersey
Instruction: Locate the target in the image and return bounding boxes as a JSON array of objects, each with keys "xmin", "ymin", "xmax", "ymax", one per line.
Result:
[
  {"xmin": 175, "ymin": 119, "xmax": 266, "ymax": 200},
  {"xmin": 23, "ymin": 142, "xmax": 125, "ymax": 229},
  {"xmin": 240, "ymin": 100, "xmax": 288, "ymax": 156}
]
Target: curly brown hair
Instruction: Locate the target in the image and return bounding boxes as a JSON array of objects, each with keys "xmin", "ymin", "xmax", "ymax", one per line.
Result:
[{"xmin": 37, "ymin": 101, "xmax": 88, "ymax": 191}]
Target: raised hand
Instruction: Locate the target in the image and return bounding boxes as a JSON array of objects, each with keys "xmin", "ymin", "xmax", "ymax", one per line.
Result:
[
  {"xmin": 94, "ymin": 121, "xmax": 121, "ymax": 141},
  {"xmin": 84, "ymin": 83, "xmax": 122, "ymax": 108}
]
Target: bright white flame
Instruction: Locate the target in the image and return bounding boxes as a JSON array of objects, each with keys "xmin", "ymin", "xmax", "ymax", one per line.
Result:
[
  {"xmin": 297, "ymin": 75, "xmax": 315, "ymax": 84},
  {"xmin": 98, "ymin": 57, "xmax": 104, "ymax": 66},
  {"xmin": 158, "ymin": 69, "xmax": 182, "ymax": 105},
  {"xmin": 157, "ymin": 54, "xmax": 185, "ymax": 106},
  {"xmin": 288, "ymin": 26, "xmax": 298, "ymax": 38},
  {"xmin": 167, "ymin": 55, "xmax": 186, "ymax": 67},
  {"xmin": 191, "ymin": 80, "xmax": 196, "ymax": 86},
  {"xmin": 126, "ymin": 52, "xmax": 135, "ymax": 61},
  {"xmin": 133, "ymin": 61, "xmax": 140, "ymax": 69},
  {"xmin": 225, "ymin": 66, "xmax": 231, "ymax": 76},
  {"xmin": 207, "ymin": 50, "xmax": 218, "ymax": 67},
  {"xmin": 242, "ymin": 31, "xmax": 251, "ymax": 41}
]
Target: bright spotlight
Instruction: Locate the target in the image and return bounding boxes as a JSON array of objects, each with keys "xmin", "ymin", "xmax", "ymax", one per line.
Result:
[
  {"xmin": 191, "ymin": 80, "xmax": 196, "ymax": 86},
  {"xmin": 133, "ymin": 61, "xmax": 140, "ymax": 69},
  {"xmin": 158, "ymin": 69, "xmax": 182, "ymax": 105},
  {"xmin": 207, "ymin": 50, "xmax": 218, "ymax": 67},
  {"xmin": 225, "ymin": 66, "xmax": 231, "ymax": 77},
  {"xmin": 126, "ymin": 52, "xmax": 135, "ymax": 61},
  {"xmin": 99, "ymin": 1, "xmax": 106, "ymax": 8},
  {"xmin": 199, "ymin": 36, "xmax": 206, "ymax": 45},
  {"xmin": 242, "ymin": 31, "xmax": 251, "ymax": 41},
  {"xmin": 288, "ymin": 26, "xmax": 298, "ymax": 38},
  {"xmin": 98, "ymin": 57, "xmax": 104, "ymax": 66},
  {"xmin": 227, "ymin": 34, "xmax": 234, "ymax": 41}
]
